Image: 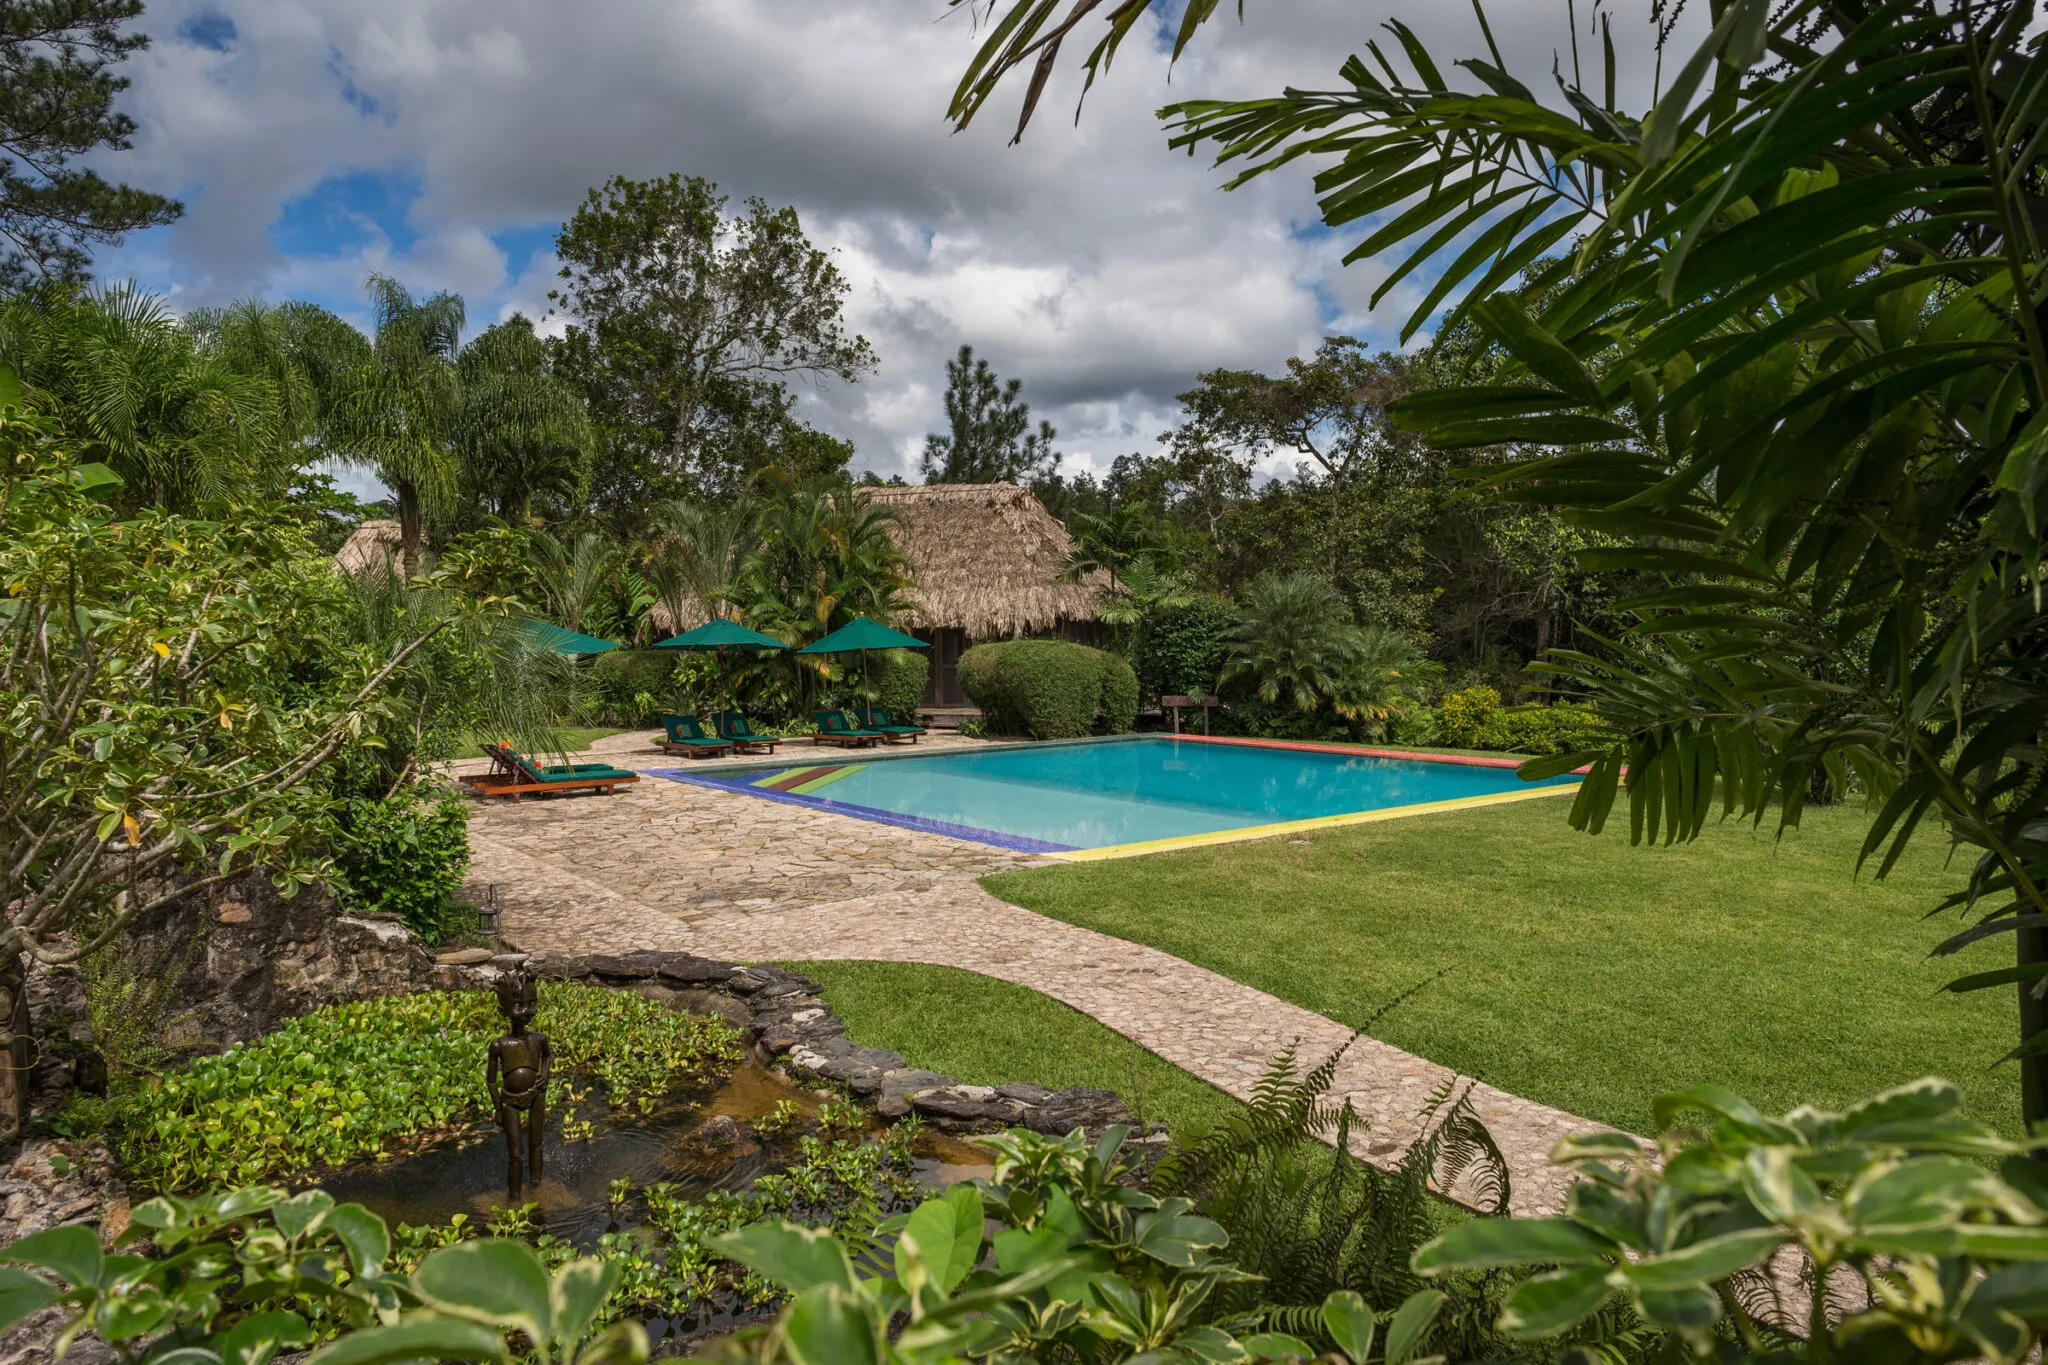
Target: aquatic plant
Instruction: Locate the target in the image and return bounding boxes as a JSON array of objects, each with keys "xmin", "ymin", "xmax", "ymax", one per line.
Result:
[{"xmin": 121, "ymin": 985, "xmax": 743, "ymax": 1192}]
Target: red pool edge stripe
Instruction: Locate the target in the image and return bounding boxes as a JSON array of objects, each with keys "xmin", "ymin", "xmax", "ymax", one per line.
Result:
[{"xmin": 1171, "ymin": 733, "xmax": 1595, "ymax": 776}]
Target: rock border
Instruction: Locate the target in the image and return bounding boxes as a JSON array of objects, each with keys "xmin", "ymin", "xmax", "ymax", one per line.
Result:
[{"xmin": 434, "ymin": 947, "xmax": 1141, "ymax": 1139}]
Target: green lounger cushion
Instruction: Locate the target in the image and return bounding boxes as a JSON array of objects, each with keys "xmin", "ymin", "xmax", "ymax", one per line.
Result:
[
  {"xmin": 537, "ymin": 765, "xmax": 635, "ymax": 782},
  {"xmin": 814, "ymin": 709, "xmax": 885, "ymax": 738},
  {"xmin": 660, "ymin": 713, "xmax": 728, "ymax": 745}
]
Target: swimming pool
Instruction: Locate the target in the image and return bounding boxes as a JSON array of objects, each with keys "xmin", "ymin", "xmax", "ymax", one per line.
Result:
[{"xmin": 657, "ymin": 736, "xmax": 1580, "ymax": 858}]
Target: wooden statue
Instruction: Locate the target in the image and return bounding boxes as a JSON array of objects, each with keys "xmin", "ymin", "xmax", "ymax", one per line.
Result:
[{"xmin": 486, "ymin": 970, "xmax": 551, "ymax": 1200}]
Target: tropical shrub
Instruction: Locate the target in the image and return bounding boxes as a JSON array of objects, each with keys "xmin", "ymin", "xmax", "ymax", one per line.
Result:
[
  {"xmin": 1099, "ymin": 650, "xmax": 1139, "ymax": 733},
  {"xmin": 1416, "ymin": 1077, "xmax": 2048, "ymax": 1363},
  {"xmin": 0, "ymin": 1187, "xmax": 647, "ymax": 1365},
  {"xmin": 1219, "ymin": 573, "xmax": 1368, "ymax": 715},
  {"xmin": 1435, "ymin": 686, "xmax": 1504, "ymax": 749},
  {"xmin": 706, "ymin": 1124, "xmax": 1447, "ymax": 1365},
  {"xmin": 331, "ymin": 788, "xmax": 472, "ymax": 942},
  {"xmin": 1132, "ymin": 593, "xmax": 1235, "ymax": 701},
  {"xmin": 1435, "ymin": 686, "xmax": 1609, "ymax": 756},
  {"xmin": 582, "ymin": 649, "xmax": 676, "ymax": 725},
  {"xmin": 958, "ymin": 639, "xmax": 1132, "ymax": 739},
  {"xmin": 122, "ymin": 986, "xmax": 743, "ymax": 1191},
  {"xmin": 869, "ymin": 647, "xmax": 930, "ymax": 720}
]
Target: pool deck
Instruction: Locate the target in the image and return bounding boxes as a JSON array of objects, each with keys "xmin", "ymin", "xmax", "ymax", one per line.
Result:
[{"xmin": 456, "ymin": 729, "xmax": 1631, "ymax": 1215}]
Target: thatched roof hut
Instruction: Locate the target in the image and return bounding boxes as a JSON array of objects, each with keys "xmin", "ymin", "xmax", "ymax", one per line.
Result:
[
  {"xmin": 332, "ymin": 520, "xmax": 401, "ymax": 579},
  {"xmin": 865, "ymin": 483, "xmax": 1105, "ymax": 639}
]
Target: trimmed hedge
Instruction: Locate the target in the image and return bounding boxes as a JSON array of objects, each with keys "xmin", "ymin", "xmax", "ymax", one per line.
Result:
[
  {"xmin": 1436, "ymin": 685, "xmax": 1609, "ymax": 755},
  {"xmin": 333, "ymin": 789, "xmax": 472, "ymax": 944},
  {"xmin": 869, "ymin": 648, "xmax": 930, "ymax": 720},
  {"xmin": 958, "ymin": 639, "xmax": 1137, "ymax": 739}
]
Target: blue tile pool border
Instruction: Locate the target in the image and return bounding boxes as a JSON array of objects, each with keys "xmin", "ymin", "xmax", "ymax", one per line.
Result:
[{"xmin": 647, "ymin": 768, "xmax": 1080, "ymax": 855}]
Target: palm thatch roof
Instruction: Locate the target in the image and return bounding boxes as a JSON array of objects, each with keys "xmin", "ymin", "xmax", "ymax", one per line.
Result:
[
  {"xmin": 865, "ymin": 483, "xmax": 1104, "ymax": 638},
  {"xmin": 332, "ymin": 520, "xmax": 401, "ymax": 578}
]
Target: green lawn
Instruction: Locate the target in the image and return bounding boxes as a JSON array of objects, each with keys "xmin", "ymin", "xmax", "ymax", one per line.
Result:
[
  {"xmin": 983, "ymin": 798, "xmax": 2016, "ymax": 1138},
  {"xmin": 456, "ymin": 726, "xmax": 633, "ymax": 758},
  {"xmin": 781, "ymin": 960, "xmax": 1242, "ymax": 1137}
]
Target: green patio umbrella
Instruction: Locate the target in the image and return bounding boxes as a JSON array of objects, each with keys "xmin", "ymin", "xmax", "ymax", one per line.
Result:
[
  {"xmin": 794, "ymin": 616, "xmax": 929, "ymax": 704},
  {"xmin": 651, "ymin": 617, "xmax": 789, "ymax": 716},
  {"xmin": 650, "ymin": 618, "xmax": 788, "ymax": 652},
  {"xmin": 521, "ymin": 620, "xmax": 621, "ymax": 656}
]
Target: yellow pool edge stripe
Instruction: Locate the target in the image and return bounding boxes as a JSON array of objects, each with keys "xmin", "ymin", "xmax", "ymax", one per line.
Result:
[{"xmin": 1046, "ymin": 783, "xmax": 1580, "ymax": 862}]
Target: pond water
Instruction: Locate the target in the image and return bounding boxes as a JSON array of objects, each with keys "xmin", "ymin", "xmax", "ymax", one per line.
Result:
[{"xmin": 314, "ymin": 1061, "xmax": 993, "ymax": 1247}]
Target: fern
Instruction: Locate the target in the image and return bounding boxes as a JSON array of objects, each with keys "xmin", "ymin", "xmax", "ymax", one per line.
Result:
[{"xmin": 1151, "ymin": 1032, "xmax": 1519, "ymax": 1360}]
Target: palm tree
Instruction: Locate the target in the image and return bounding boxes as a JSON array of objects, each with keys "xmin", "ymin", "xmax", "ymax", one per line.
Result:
[
  {"xmin": 324, "ymin": 275, "xmax": 465, "ymax": 576},
  {"xmin": 1097, "ymin": 552, "xmax": 1196, "ymax": 632},
  {"xmin": 1062, "ymin": 505, "xmax": 1153, "ymax": 592},
  {"xmin": 1218, "ymin": 572, "xmax": 1367, "ymax": 714},
  {"xmin": 644, "ymin": 495, "xmax": 759, "ymax": 631},
  {"xmin": 456, "ymin": 317, "xmax": 592, "ymax": 524},
  {"xmin": 0, "ymin": 283, "xmax": 289, "ymax": 509},
  {"xmin": 527, "ymin": 529, "xmax": 623, "ymax": 634}
]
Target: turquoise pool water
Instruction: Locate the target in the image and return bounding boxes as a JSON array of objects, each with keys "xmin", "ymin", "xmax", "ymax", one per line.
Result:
[{"xmin": 677, "ymin": 737, "xmax": 1576, "ymax": 853}]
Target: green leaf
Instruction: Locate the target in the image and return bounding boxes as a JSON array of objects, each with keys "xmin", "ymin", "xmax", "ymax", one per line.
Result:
[
  {"xmin": 1650, "ymin": 1084, "xmax": 1799, "ymax": 1143},
  {"xmin": 1322, "ymin": 1289, "xmax": 1375, "ymax": 1362},
  {"xmin": 1851, "ymin": 1156, "xmax": 2007, "ymax": 1230},
  {"xmin": 219, "ymin": 1310, "xmax": 316, "ymax": 1365},
  {"xmin": 70, "ymin": 463, "xmax": 124, "ymax": 494},
  {"xmin": 710, "ymin": 1222, "xmax": 855, "ymax": 1293},
  {"xmin": 0, "ymin": 1268, "xmax": 58, "ymax": 1337},
  {"xmin": 1742, "ymin": 1148, "xmax": 1822, "ymax": 1223},
  {"xmin": 549, "ymin": 1257, "xmax": 619, "ymax": 1353},
  {"xmin": 1413, "ymin": 1217, "xmax": 1618, "ymax": 1273},
  {"xmin": 322, "ymin": 1204, "xmax": 390, "ymax": 1278},
  {"xmin": 305, "ymin": 1317, "xmax": 510, "ymax": 1365},
  {"xmin": 1384, "ymin": 1287, "xmax": 1446, "ymax": 1365},
  {"xmin": 411, "ymin": 1239, "xmax": 553, "ymax": 1346},
  {"xmin": 1633, "ymin": 1283, "xmax": 1720, "ymax": 1332},
  {"xmin": 1468, "ymin": 296, "xmax": 1603, "ymax": 403},
  {"xmin": 1, "ymin": 1225, "xmax": 104, "ymax": 1289},
  {"xmin": 1242, "ymin": 1331, "xmax": 1316, "ymax": 1360},
  {"xmin": 781, "ymin": 1284, "xmax": 880, "ymax": 1365},
  {"xmin": 1500, "ymin": 1266, "xmax": 1613, "ymax": 1338},
  {"xmin": 271, "ymin": 1190, "xmax": 334, "ymax": 1242},
  {"xmin": 1619, "ymin": 1228, "xmax": 1785, "ymax": 1290},
  {"xmin": 1134, "ymin": 1212, "xmax": 1229, "ymax": 1268}
]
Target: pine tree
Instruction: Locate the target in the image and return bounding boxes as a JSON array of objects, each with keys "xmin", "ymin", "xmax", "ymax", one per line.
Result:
[
  {"xmin": 919, "ymin": 343, "xmax": 1060, "ymax": 485},
  {"xmin": 0, "ymin": 0, "xmax": 182, "ymax": 285}
]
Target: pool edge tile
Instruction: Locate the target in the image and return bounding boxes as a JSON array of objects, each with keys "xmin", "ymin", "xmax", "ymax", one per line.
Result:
[{"xmin": 1045, "ymin": 784, "xmax": 1581, "ymax": 862}]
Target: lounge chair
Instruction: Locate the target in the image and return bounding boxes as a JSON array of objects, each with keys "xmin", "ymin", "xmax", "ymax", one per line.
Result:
[
  {"xmin": 468, "ymin": 744, "xmax": 640, "ymax": 801},
  {"xmin": 812, "ymin": 709, "xmax": 885, "ymax": 748},
  {"xmin": 852, "ymin": 704, "xmax": 926, "ymax": 744},
  {"xmin": 714, "ymin": 710, "xmax": 783, "ymax": 755},
  {"xmin": 465, "ymin": 742, "xmax": 623, "ymax": 786},
  {"xmin": 658, "ymin": 714, "xmax": 734, "ymax": 759}
]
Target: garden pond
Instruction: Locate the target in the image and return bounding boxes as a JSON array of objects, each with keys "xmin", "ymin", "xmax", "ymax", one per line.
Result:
[{"xmin": 313, "ymin": 1058, "xmax": 993, "ymax": 1246}]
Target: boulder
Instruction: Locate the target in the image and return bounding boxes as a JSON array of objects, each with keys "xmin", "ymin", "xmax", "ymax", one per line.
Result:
[
  {"xmin": 587, "ymin": 952, "xmax": 663, "ymax": 980},
  {"xmin": 876, "ymin": 1069, "xmax": 952, "ymax": 1118},
  {"xmin": 655, "ymin": 955, "xmax": 734, "ymax": 986}
]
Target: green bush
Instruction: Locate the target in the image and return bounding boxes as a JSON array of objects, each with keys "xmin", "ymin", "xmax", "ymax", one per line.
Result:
[
  {"xmin": 959, "ymin": 639, "xmax": 1134, "ymax": 739},
  {"xmin": 868, "ymin": 647, "xmax": 930, "ymax": 719},
  {"xmin": 582, "ymin": 648, "xmax": 676, "ymax": 725},
  {"xmin": 1434, "ymin": 685, "xmax": 1606, "ymax": 754},
  {"xmin": 1099, "ymin": 651, "xmax": 1139, "ymax": 733},
  {"xmin": 1133, "ymin": 594, "xmax": 1235, "ymax": 700},
  {"xmin": 1434, "ymin": 685, "xmax": 1503, "ymax": 748},
  {"xmin": 332, "ymin": 789, "xmax": 471, "ymax": 942}
]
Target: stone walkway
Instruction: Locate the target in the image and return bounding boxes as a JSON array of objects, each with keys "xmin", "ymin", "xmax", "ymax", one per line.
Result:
[{"xmin": 460, "ymin": 730, "xmax": 1626, "ymax": 1214}]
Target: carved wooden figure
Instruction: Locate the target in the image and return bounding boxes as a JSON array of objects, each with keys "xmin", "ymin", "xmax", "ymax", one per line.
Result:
[{"xmin": 486, "ymin": 970, "xmax": 551, "ymax": 1200}]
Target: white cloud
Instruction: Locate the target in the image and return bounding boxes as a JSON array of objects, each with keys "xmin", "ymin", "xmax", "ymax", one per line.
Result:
[{"xmin": 94, "ymin": 0, "xmax": 1704, "ymax": 483}]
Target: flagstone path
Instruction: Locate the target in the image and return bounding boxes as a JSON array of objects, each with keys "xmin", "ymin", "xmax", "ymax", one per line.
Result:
[{"xmin": 457, "ymin": 730, "xmax": 1628, "ymax": 1214}]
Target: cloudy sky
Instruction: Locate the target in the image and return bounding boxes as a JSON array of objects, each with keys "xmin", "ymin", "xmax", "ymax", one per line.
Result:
[{"xmin": 92, "ymin": 0, "xmax": 1695, "ymax": 490}]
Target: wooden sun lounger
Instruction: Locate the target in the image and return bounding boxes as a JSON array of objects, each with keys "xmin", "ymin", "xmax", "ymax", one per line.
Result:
[{"xmin": 468, "ymin": 744, "xmax": 641, "ymax": 801}]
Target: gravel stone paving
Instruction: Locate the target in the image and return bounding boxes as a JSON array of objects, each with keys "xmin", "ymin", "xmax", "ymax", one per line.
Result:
[{"xmin": 458, "ymin": 728, "xmax": 1633, "ymax": 1214}]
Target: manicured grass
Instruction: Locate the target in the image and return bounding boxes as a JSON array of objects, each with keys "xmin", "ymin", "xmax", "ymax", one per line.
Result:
[
  {"xmin": 456, "ymin": 727, "xmax": 632, "ymax": 758},
  {"xmin": 780, "ymin": 959, "xmax": 1242, "ymax": 1138},
  {"xmin": 984, "ymin": 798, "xmax": 2016, "ymax": 1137}
]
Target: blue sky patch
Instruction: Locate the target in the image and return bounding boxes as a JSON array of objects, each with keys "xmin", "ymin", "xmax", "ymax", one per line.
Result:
[
  {"xmin": 270, "ymin": 170, "xmax": 423, "ymax": 260},
  {"xmin": 179, "ymin": 12, "xmax": 236, "ymax": 52}
]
